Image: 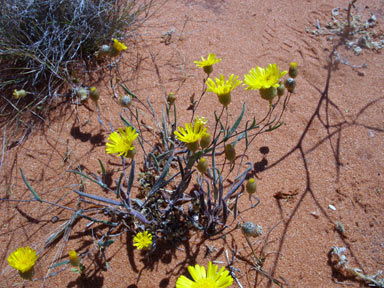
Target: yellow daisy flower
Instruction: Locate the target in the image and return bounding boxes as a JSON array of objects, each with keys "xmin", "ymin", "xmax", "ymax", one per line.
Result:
[
  {"xmin": 194, "ymin": 53, "xmax": 222, "ymax": 74},
  {"xmin": 133, "ymin": 231, "xmax": 153, "ymax": 250},
  {"xmin": 206, "ymin": 74, "xmax": 242, "ymax": 107},
  {"xmin": 174, "ymin": 121, "xmax": 207, "ymax": 152},
  {"xmin": 243, "ymin": 63, "xmax": 287, "ymax": 90},
  {"xmin": 176, "ymin": 261, "xmax": 233, "ymax": 288},
  {"xmin": 106, "ymin": 126, "xmax": 138, "ymax": 157},
  {"xmin": 112, "ymin": 38, "xmax": 127, "ymax": 52},
  {"xmin": 8, "ymin": 247, "xmax": 38, "ymax": 274}
]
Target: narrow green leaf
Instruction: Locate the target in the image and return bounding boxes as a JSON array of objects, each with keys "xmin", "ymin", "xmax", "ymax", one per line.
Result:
[
  {"xmin": 266, "ymin": 121, "xmax": 284, "ymax": 132},
  {"xmin": 148, "ymin": 151, "xmax": 174, "ymax": 197},
  {"xmin": 49, "ymin": 260, "xmax": 70, "ymax": 269},
  {"xmin": 127, "ymin": 160, "xmax": 135, "ymax": 196},
  {"xmin": 20, "ymin": 168, "xmax": 42, "ymax": 202},
  {"xmin": 98, "ymin": 239, "xmax": 115, "ymax": 247},
  {"xmin": 98, "ymin": 159, "xmax": 106, "ymax": 176},
  {"xmin": 67, "ymin": 170, "xmax": 108, "ymax": 189},
  {"xmin": 225, "ymin": 103, "xmax": 245, "ymax": 140},
  {"xmin": 120, "ymin": 83, "xmax": 138, "ymax": 99},
  {"xmin": 116, "ymin": 173, "xmax": 124, "ymax": 198}
]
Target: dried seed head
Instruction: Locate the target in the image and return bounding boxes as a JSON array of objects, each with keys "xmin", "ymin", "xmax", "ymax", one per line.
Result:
[
  {"xmin": 241, "ymin": 222, "xmax": 262, "ymax": 237},
  {"xmin": 284, "ymin": 78, "xmax": 296, "ymax": 93},
  {"xmin": 119, "ymin": 94, "xmax": 132, "ymax": 107}
]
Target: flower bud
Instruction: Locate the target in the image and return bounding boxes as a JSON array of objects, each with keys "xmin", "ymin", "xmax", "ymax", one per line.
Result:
[
  {"xmin": 284, "ymin": 78, "xmax": 296, "ymax": 93},
  {"xmin": 167, "ymin": 92, "xmax": 177, "ymax": 105},
  {"xmin": 200, "ymin": 132, "xmax": 211, "ymax": 149},
  {"xmin": 119, "ymin": 94, "xmax": 132, "ymax": 107},
  {"xmin": 76, "ymin": 87, "xmax": 89, "ymax": 103},
  {"xmin": 69, "ymin": 250, "xmax": 80, "ymax": 267},
  {"xmin": 224, "ymin": 144, "xmax": 236, "ymax": 163},
  {"xmin": 277, "ymin": 83, "xmax": 285, "ymax": 97},
  {"xmin": 13, "ymin": 89, "xmax": 27, "ymax": 99},
  {"xmin": 89, "ymin": 87, "xmax": 100, "ymax": 103},
  {"xmin": 218, "ymin": 92, "xmax": 231, "ymax": 107},
  {"xmin": 197, "ymin": 157, "xmax": 208, "ymax": 174},
  {"xmin": 126, "ymin": 147, "xmax": 136, "ymax": 159},
  {"xmin": 259, "ymin": 87, "xmax": 277, "ymax": 104},
  {"xmin": 288, "ymin": 62, "xmax": 298, "ymax": 78},
  {"xmin": 241, "ymin": 222, "xmax": 262, "ymax": 237},
  {"xmin": 246, "ymin": 178, "xmax": 256, "ymax": 195}
]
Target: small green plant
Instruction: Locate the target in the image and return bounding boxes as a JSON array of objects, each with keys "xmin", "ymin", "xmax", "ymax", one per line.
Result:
[{"xmin": 9, "ymin": 53, "xmax": 297, "ymax": 285}]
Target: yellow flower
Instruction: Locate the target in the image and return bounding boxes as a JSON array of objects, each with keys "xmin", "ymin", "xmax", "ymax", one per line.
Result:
[
  {"xmin": 8, "ymin": 247, "xmax": 38, "ymax": 274},
  {"xmin": 174, "ymin": 122, "xmax": 207, "ymax": 145},
  {"xmin": 113, "ymin": 38, "xmax": 127, "ymax": 52},
  {"xmin": 133, "ymin": 231, "xmax": 153, "ymax": 250},
  {"xmin": 13, "ymin": 89, "xmax": 27, "ymax": 99},
  {"xmin": 206, "ymin": 74, "xmax": 242, "ymax": 107},
  {"xmin": 194, "ymin": 53, "xmax": 222, "ymax": 74},
  {"xmin": 69, "ymin": 250, "xmax": 80, "ymax": 267},
  {"xmin": 176, "ymin": 261, "xmax": 233, "ymax": 288},
  {"xmin": 106, "ymin": 126, "xmax": 138, "ymax": 157},
  {"xmin": 243, "ymin": 64, "xmax": 287, "ymax": 90}
]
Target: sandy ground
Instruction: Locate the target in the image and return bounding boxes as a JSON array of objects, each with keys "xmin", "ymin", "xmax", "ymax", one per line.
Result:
[{"xmin": 1, "ymin": 0, "xmax": 384, "ymax": 287}]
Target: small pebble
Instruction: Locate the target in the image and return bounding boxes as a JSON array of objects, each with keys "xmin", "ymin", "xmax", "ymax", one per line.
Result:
[
  {"xmin": 369, "ymin": 130, "xmax": 375, "ymax": 138},
  {"xmin": 329, "ymin": 204, "xmax": 336, "ymax": 211},
  {"xmin": 311, "ymin": 211, "xmax": 319, "ymax": 218}
]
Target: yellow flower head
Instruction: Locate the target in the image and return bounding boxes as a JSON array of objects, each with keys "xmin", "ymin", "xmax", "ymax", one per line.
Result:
[
  {"xmin": 206, "ymin": 74, "xmax": 242, "ymax": 107},
  {"xmin": 113, "ymin": 38, "xmax": 127, "ymax": 52},
  {"xmin": 8, "ymin": 247, "xmax": 38, "ymax": 273},
  {"xmin": 194, "ymin": 53, "xmax": 222, "ymax": 74},
  {"xmin": 69, "ymin": 250, "xmax": 80, "ymax": 267},
  {"xmin": 133, "ymin": 231, "xmax": 153, "ymax": 250},
  {"xmin": 243, "ymin": 64, "xmax": 287, "ymax": 90},
  {"xmin": 106, "ymin": 126, "xmax": 138, "ymax": 157},
  {"xmin": 176, "ymin": 261, "xmax": 233, "ymax": 288},
  {"xmin": 174, "ymin": 121, "xmax": 207, "ymax": 144}
]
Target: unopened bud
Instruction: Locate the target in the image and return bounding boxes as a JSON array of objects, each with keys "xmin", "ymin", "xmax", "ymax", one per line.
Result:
[
  {"xmin": 89, "ymin": 87, "xmax": 100, "ymax": 103},
  {"xmin": 187, "ymin": 141, "xmax": 199, "ymax": 153},
  {"xmin": 284, "ymin": 78, "xmax": 296, "ymax": 93},
  {"xmin": 197, "ymin": 157, "xmax": 208, "ymax": 174},
  {"xmin": 200, "ymin": 132, "xmax": 211, "ymax": 149},
  {"xmin": 69, "ymin": 250, "xmax": 80, "ymax": 267},
  {"xmin": 288, "ymin": 62, "xmax": 298, "ymax": 78},
  {"xmin": 246, "ymin": 178, "xmax": 257, "ymax": 195},
  {"xmin": 167, "ymin": 92, "xmax": 177, "ymax": 105},
  {"xmin": 241, "ymin": 222, "xmax": 262, "ymax": 237},
  {"xmin": 13, "ymin": 89, "xmax": 27, "ymax": 99},
  {"xmin": 277, "ymin": 83, "xmax": 285, "ymax": 97},
  {"xmin": 224, "ymin": 144, "xmax": 236, "ymax": 163},
  {"xmin": 76, "ymin": 87, "xmax": 89, "ymax": 103}
]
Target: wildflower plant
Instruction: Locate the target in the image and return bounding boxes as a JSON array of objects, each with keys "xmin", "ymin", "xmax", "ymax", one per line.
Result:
[{"xmin": 15, "ymin": 52, "xmax": 298, "ymax": 285}]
